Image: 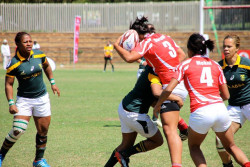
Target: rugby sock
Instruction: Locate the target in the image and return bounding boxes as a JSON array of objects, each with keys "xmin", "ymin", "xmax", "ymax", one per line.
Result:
[
  {"xmin": 35, "ymin": 147, "xmax": 46, "ymax": 161},
  {"xmin": 222, "ymin": 160, "xmax": 233, "ymax": 167},
  {"xmin": 243, "ymin": 162, "xmax": 250, "ymax": 167},
  {"xmin": 172, "ymin": 163, "xmax": 182, "ymax": 167},
  {"xmin": 112, "ymin": 65, "xmax": 114, "ymax": 72},
  {"xmin": 121, "ymin": 141, "xmax": 146, "ymax": 157},
  {"xmin": 0, "ymin": 139, "xmax": 15, "ymax": 158},
  {"xmin": 178, "ymin": 118, "xmax": 188, "ymax": 131},
  {"xmin": 104, "ymin": 149, "xmax": 118, "ymax": 167}
]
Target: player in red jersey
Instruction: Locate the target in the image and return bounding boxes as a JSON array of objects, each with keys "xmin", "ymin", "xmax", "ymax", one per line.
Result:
[
  {"xmin": 114, "ymin": 16, "xmax": 187, "ymax": 167},
  {"xmin": 154, "ymin": 33, "xmax": 250, "ymax": 167}
]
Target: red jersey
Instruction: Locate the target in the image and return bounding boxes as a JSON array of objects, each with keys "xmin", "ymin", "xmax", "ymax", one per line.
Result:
[
  {"xmin": 173, "ymin": 56, "xmax": 227, "ymax": 113},
  {"xmin": 133, "ymin": 33, "xmax": 180, "ymax": 84}
]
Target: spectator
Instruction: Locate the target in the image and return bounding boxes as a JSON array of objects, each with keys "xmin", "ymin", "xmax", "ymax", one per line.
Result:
[
  {"xmin": 32, "ymin": 40, "xmax": 40, "ymax": 50},
  {"xmin": 1, "ymin": 39, "xmax": 11, "ymax": 70}
]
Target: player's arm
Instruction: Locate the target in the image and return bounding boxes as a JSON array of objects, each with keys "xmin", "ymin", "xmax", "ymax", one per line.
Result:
[
  {"xmin": 137, "ymin": 58, "xmax": 147, "ymax": 66},
  {"xmin": 177, "ymin": 47, "xmax": 186, "ymax": 63},
  {"xmin": 5, "ymin": 76, "xmax": 18, "ymax": 114},
  {"xmin": 153, "ymin": 78, "xmax": 179, "ymax": 118},
  {"xmin": 219, "ymin": 83, "xmax": 230, "ymax": 101},
  {"xmin": 43, "ymin": 58, "xmax": 60, "ymax": 97},
  {"xmin": 113, "ymin": 36, "xmax": 141, "ymax": 63},
  {"xmin": 149, "ymin": 74, "xmax": 183, "ymax": 107}
]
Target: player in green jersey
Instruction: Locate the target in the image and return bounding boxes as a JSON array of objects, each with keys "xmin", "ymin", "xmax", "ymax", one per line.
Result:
[
  {"xmin": 0, "ymin": 32, "xmax": 60, "ymax": 167},
  {"xmin": 217, "ymin": 34, "xmax": 250, "ymax": 167},
  {"xmin": 104, "ymin": 66, "xmax": 184, "ymax": 167}
]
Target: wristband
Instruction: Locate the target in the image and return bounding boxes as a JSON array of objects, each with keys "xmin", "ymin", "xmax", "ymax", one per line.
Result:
[
  {"xmin": 50, "ymin": 78, "xmax": 56, "ymax": 85},
  {"xmin": 140, "ymin": 60, "xmax": 145, "ymax": 65},
  {"xmin": 8, "ymin": 99, "xmax": 15, "ymax": 106}
]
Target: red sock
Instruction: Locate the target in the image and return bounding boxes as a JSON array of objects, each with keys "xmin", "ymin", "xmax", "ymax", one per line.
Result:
[
  {"xmin": 243, "ymin": 162, "xmax": 250, "ymax": 167},
  {"xmin": 172, "ymin": 163, "xmax": 182, "ymax": 167},
  {"xmin": 178, "ymin": 118, "xmax": 188, "ymax": 131}
]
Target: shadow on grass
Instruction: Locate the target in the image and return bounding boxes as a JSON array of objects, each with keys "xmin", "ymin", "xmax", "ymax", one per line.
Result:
[{"xmin": 103, "ymin": 125, "xmax": 121, "ymax": 127}]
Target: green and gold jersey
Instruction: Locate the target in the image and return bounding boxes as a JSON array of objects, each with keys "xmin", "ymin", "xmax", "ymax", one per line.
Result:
[
  {"xmin": 122, "ymin": 66, "xmax": 161, "ymax": 114},
  {"xmin": 6, "ymin": 50, "xmax": 47, "ymax": 98},
  {"xmin": 218, "ymin": 55, "xmax": 250, "ymax": 106}
]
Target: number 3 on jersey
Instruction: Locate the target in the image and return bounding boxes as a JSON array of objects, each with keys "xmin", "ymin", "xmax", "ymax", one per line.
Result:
[
  {"xmin": 162, "ymin": 41, "xmax": 177, "ymax": 58},
  {"xmin": 200, "ymin": 67, "xmax": 214, "ymax": 86}
]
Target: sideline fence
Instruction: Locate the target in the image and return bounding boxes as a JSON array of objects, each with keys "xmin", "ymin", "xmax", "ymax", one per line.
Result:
[{"xmin": 0, "ymin": 1, "xmax": 249, "ymax": 33}]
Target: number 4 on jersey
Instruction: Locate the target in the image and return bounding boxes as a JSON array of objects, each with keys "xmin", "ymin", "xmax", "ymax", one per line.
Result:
[{"xmin": 200, "ymin": 67, "xmax": 214, "ymax": 86}]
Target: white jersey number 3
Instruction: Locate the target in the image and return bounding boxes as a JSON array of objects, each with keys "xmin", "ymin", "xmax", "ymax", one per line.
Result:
[
  {"xmin": 200, "ymin": 67, "xmax": 214, "ymax": 86},
  {"xmin": 162, "ymin": 41, "xmax": 177, "ymax": 58}
]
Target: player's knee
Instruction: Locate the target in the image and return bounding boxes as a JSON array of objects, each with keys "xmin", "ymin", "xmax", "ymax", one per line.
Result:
[
  {"xmin": 6, "ymin": 119, "xmax": 28, "ymax": 142},
  {"xmin": 216, "ymin": 136, "xmax": 226, "ymax": 152},
  {"xmin": 36, "ymin": 133, "xmax": 47, "ymax": 146}
]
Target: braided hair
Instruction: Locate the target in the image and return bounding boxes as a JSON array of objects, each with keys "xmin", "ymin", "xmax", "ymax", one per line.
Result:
[
  {"xmin": 129, "ymin": 16, "xmax": 149, "ymax": 35},
  {"xmin": 187, "ymin": 33, "xmax": 214, "ymax": 56}
]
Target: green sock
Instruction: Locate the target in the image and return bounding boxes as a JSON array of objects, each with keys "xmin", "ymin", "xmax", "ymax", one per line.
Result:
[{"xmin": 104, "ymin": 149, "xmax": 118, "ymax": 167}]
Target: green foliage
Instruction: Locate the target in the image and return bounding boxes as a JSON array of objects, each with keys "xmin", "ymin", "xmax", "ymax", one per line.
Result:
[{"xmin": 0, "ymin": 64, "xmax": 249, "ymax": 166}]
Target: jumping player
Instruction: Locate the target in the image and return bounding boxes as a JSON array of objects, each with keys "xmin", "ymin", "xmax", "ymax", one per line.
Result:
[{"xmin": 154, "ymin": 33, "xmax": 250, "ymax": 167}]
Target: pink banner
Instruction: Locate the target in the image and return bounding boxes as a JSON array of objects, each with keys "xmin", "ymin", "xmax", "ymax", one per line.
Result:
[{"xmin": 73, "ymin": 16, "xmax": 81, "ymax": 63}]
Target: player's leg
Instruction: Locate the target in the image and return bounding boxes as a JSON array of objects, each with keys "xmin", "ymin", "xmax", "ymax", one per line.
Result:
[
  {"xmin": 178, "ymin": 116, "xmax": 189, "ymax": 141},
  {"xmin": 109, "ymin": 59, "xmax": 114, "ymax": 72},
  {"xmin": 118, "ymin": 114, "xmax": 163, "ymax": 158},
  {"xmin": 104, "ymin": 58, "xmax": 108, "ymax": 72},
  {"xmin": 0, "ymin": 116, "xmax": 30, "ymax": 161},
  {"xmin": 216, "ymin": 104, "xmax": 247, "ymax": 167},
  {"xmin": 160, "ymin": 102, "xmax": 182, "ymax": 167},
  {"xmin": 32, "ymin": 93, "xmax": 51, "ymax": 167},
  {"xmin": 188, "ymin": 127, "xmax": 207, "ymax": 167},
  {"xmin": 105, "ymin": 102, "xmax": 137, "ymax": 167},
  {"xmin": 216, "ymin": 121, "xmax": 240, "ymax": 167},
  {"xmin": 216, "ymin": 126, "xmax": 249, "ymax": 166},
  {"xmin": 0, "ymin": 95, "xmax": 32, "ymax": 165}
]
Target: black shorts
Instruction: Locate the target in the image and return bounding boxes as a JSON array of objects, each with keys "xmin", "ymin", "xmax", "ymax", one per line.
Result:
[
  {"xmin": 104, "ymin": 57, "xmax": 112, "ymax": 60},
  {"xmin": 160, "ymin": 101, "xmax": 180, "ymax": 114}
]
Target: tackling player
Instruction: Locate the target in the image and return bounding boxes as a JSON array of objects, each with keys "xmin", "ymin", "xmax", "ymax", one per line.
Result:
[
  {"xmin": 0, "ymin": 32, "xmax": 60, "ymax": 167},
  {"xmin": 114, "ymin": 16, "xmax": 188, "ymax": 167},
  {"xmin": 154, "ymin": 33, "xmax": 250, "ymax": 167},
  {"xmin": 104, "ymin": 65, "xmax": 183, "ymax": 167}
]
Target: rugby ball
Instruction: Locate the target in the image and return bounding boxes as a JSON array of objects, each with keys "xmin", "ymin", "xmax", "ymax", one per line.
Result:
[
  {"xmin": 47, "ymin": 57, "xmax": 56, "ymax": 71},
  {"xmin": 119, "ymin": 29, "xmax": 139, "ymax": 51}
]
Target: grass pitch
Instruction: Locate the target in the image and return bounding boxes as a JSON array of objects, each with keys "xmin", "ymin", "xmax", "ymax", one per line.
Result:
[{"xmin": 0, "ymin": 63, "xmax": 249, "ymax": 167}]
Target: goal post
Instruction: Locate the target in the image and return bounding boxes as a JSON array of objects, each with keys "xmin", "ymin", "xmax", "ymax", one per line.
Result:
[{"xmin": 200, "ymin": 0, "xmax": 250, "ymax": 58}]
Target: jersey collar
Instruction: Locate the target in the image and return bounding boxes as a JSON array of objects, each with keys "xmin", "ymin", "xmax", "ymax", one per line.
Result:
[
  {"xmin": 222, "ymin": 54, "xmax": 240, "ymax": 68},
  {"xmin": 17, "ymin": 50, "xmax": 34, "ymax": 61}
]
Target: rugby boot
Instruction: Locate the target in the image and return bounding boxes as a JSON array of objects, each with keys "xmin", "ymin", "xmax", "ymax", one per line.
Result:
[
  {"xmin": 115, "ymin": 151, "xmax": 129, "ymax": 167},
  {"xmin": 179, "ymin": 128, "xmax": 188, "ymax": 141},
  {"xmin": 33, "ymin": 158, "xmax": 50, "ymax": 167}
]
